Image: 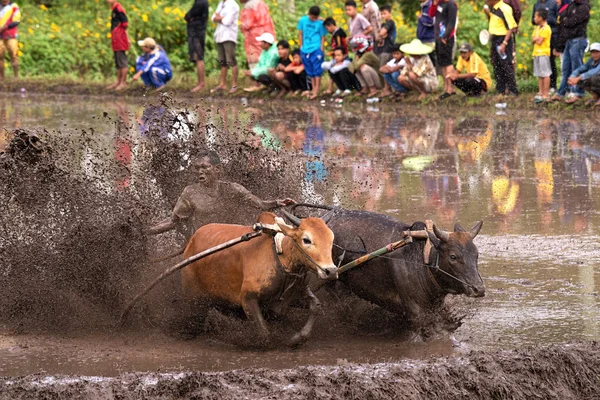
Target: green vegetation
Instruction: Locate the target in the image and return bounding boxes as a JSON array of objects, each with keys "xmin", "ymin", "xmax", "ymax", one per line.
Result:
[{"xmin": 6, "ymin": 0, "xmax": 600, "ymax": 84}]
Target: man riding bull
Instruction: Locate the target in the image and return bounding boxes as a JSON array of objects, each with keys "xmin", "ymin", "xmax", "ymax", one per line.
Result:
[{"xmin": 146, "ymin": 150, "xmax": 295, "ymax": 237}]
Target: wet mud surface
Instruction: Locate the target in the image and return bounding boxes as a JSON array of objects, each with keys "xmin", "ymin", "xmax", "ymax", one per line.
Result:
[{"xmin": 1, "ymin": 95, "xmax": 599, "ymax": 397}]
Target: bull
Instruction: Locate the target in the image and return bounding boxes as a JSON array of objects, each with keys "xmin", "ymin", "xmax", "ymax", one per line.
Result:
[
  {"xmin": 181, "ymin": 212, "xmax": 337, "ymax": 345},
  {"xmin": 283, "ymin": 208, "xmax": 485, "ymax": 335}
]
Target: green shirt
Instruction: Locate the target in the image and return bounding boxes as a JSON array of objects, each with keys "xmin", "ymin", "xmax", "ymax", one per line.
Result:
[{"xmin": 251, "ymin": 43, "xmax": 280, "ymax": 78}]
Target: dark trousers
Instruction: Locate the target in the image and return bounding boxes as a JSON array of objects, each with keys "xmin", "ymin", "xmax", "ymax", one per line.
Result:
[
  {"xmin": 286, "ymin": 71, "xmax": 311, "ymax": 91},
  {"xmin": 549, "ymin": 53, "xmax": 557, "ymax": 90},
  {"xmin": 490, "ymin": 35, "xmax": 518, "ymax": 95},
  {"xmin": 453, "ymin": 77, "xmax": 487, "ymax": 96},
  {"xmin": 330, "ymin": 68, "xmax": 361, "ymax": 91},
  {"xmin": 256, "ymin": 74, "xmax": 272, "ymax": 86}
]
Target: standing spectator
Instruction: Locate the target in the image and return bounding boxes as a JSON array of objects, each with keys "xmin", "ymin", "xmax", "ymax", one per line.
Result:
[
  {"xmin": 329, "ymin": 47, "xmax": 358, "ymax": 96},
  {"xmin": 430, "ymin": 0, "xmax": 458, "ymax": 100},
  {"xmin": 0, "ymin": 0, "xmax": 20, "ymax": 80},
  {"xmin": 398, "ymin": 39, "xmax": 438, "ymax": 100},
  {"xmin": 552, "ymin": 0, "xmax": 571, "ymax": 57},
  {"xmin": 106, "ymin": 0, "xmax": 129, "ymax": 91},
  {"xmin": 243, "ymin": 32, "xmax": 279, "ymax": 92},
  {"xmin": 551, "ymin": 0, "xmax": 590, "ymax": 102},
  {"xmin": 532, "ymin": 0, "xmax": 559, "ymax": 92},
  {"xmin": 349, "ymin": 35, "xmax": 383, "ymax": 98},
  {"xmin": 375, "ymin": 4, "xmax": 396, "ymax": 96},
  {"xmin": 345, "ymin": 1, "xmax": 372, "ymax": 40},
  {"xmin": 503, "ymin": 0, "xmax": 522, "ymax": 26},
  {"xmin": 532, "ymin": 9, "xmax": 552, "ymax": 102},
  {"xmin": 483, "ymin": 0, "xmax": 519, "ymax": 96},
  {"xmin": 417, "ymin": 0, "xmax": 435, "ymax": 50},
  {"xmin": 185, "ymin": 0, "xmax": 209, "ymax": 93},
  {"xmin": 379, "ymin": 43, "xmax": 409, "ymax": 100},
  {"xmin": 240, "ymin": 0, "xmax": 275, "ymax": 70},
  {"xmin": 297, "ymin": 5, "xmax": 327, "ymax": 99},
  {"xmin": 211, "ymin": 0, "xmax": 240, "ymax": 94},
  {"xmin": 322, "ymin": 17, "xmax": 348, "ymax": 95},
  {"xmin": 444, "ymin": 43, "xmax": 492, "ymax": 97},
  {"xmin": 361, "ymin": 0, "xmax": 381, "ymax": 44},
  {"xmin": 133, "ymin": 38, "xmax": 173, "ymax": 91},
  {"xmin": 566, "ymin": 42, "xmax": 600, "ymax": 105}
]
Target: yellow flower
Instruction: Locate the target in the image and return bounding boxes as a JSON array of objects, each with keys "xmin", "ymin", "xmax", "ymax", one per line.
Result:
[
  {"xmin": 49, "ymin": 33, "xmax": 55, "ymax": 39},
  {"xmin": 18, "ymin": 42, "xmax": 23, "ymax": 49},
  {"xmin": 27, "ymin": 27, "xmax": 34, "ymax": 34},
  {"xmin": 106, "ymin": 33, "xmax": 112, "ymax": 38},
  {"xmin": 40, "ymin": 4, "xmax": 47, "ymax": 11},
  {"xmin": 142, "ymin": 14, "xmax": 149, "ymax": 22},
  {"xmin": 164, "ymin": 6, "xmax": 171, "ymax": 14},
  {"xmin": 152, "ymin": 4, "xmax": 158, "ymax": 10},
  {"xmin": 51, "ymin": 22, "xmax": 61, "ymax": 33},
  {"xmin": 95, "ymin": 32, "xmax": 100, "ymax": 38},
  {"xmin": 17, "ymin": 50, "xmax": 23, "ymax": 57},
  {"xmin": 289, "ymin": 39, "xmax": 295, "ymax": 46},
  {"xmin": 106, "ymin": 22, "xmax": 111, "ymax": 28},
  {"xmin": 129, "ymin": 66, "xmax": 135, "ymax": 73}
]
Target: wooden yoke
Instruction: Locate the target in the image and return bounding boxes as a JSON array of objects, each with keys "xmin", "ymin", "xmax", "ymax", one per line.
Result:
[{"xmin": 423, "ymin": 220, "xmax": 434, "ymax": 265}]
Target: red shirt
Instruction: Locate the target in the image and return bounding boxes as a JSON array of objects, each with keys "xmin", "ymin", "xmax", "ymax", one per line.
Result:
[{"xmin": 110, "ymin": 3, "xmax": 129, "ymax": 52}]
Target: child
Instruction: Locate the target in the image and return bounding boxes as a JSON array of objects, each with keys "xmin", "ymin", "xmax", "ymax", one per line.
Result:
[
  {"xmin": 345, "ymin": 0, "xmax": 372, "ymax": 39},
  {"xmin": 269, "ymin": 40, "xmax": 293, "ymax": 97},
  {"xmin": 322, "ymin": 17, "xmax": 348, "ymax": 94},
  {"xmin": 284, "ymin": 49, "xmax": 311, "ymax": 95},
  {"xmin": 532, "ymin": 9, "xmax": 552, "ymax": 103},
  {"xmin": 106, "ymin": 0, "xmax": 130, "ymax": 91},
  {"xmin": 329, "ymin": 47, "xmax": 357, "ymax": 97},
  {"xmin": 297, "ymin": 5, "xmax": 327, "ymax": 99},
  {"xmin": 375, "ymin": 4, "xmax": 397, "ymax": 96},
  {"xmin": 379, "ymin": 43, "xmax": 408, "ymax": 99}
]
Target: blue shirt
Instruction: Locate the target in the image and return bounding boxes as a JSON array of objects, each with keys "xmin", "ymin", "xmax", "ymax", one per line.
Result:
[
  {"xmin": 136, "ymin": 46, "xmax": 172, "ymax": 73},
  {"xmin": 297, "ymin": 15, "xmax": 326, "ymax": 54},
  {"xmin": 571, "ymin": 57, "xmax": 600, "ymax": 81}
]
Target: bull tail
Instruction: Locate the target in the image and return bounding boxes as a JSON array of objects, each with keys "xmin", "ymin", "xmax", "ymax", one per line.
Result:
[{"xmin": 147, "ymin": 242, "xmax": 187, "ymax": 263}]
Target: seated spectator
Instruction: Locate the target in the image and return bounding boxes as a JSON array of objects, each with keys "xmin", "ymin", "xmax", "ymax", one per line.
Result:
[
  {"xmin": 322, "ymin": 17, "xmax": 348, "ymax": 94},
  {"xmin": 133, "ymin": 37, "xmax": 173, "ymax": 91},
  {"xmin": 243, "ymin": 32, "xmax": 280, "ymax": 92},
  {"xmin": 566, "ymin": 42, "xmax": 600, "ymax": 106},
  {"xmin": 379, "ymin": 43, "xmax": 409, "ymax": 100},
  {"xmin": 269, "ymin": 40, "xmax": 293, "ymax": 97},
  {"xmin": 398, "ymin": 39, "xmax": 437, "ymax": 100},
  {"xmin": 284, "ymin": 49, "xmax": 311, "ymax": 95},
  {"xmin": 329, "ymin": 47, "xmax": 359, "ymax": 97},
  {"xmin": 348, "ymin": 35, "xmax": 383, "ymax": 98},
  {"xmin": 443, "ymin": 43, "xmax": 492, "ymax": 98}
]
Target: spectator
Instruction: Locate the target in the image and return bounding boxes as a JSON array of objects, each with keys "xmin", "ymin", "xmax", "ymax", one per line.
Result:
[
  {"xmin": 297, "ymin": 5, "xmax": 328, "ymax": 99},
  {"xmin": 532, "ymin": 0, "xmax": 559, "ymax": 92},
  {"xmin": 483, "ymin": 0, "xmax": 519, "ymax": 96},
  {"xmin": 532, "ymin": 9, "xmax": 552, "ymax": 103},
  {"xmin": 211, "ymin": 0, "xmax": 240, "ymax": 94},
  {"xmin": 430, "ymin": 0, "xmax": 458, "ymax": 99},
  {"xmin": 566, "ymin": 42, "xmax": 600, "ymax": 106},
  {"xmin": 417, "ymin": 0, "xmax": 435, "ymax": 50},
  {"xmin": 329, "ymin": 47, "xmax": 358, "ymax": 97},
  {"xmin": 398, "ymin": 39, "xmax": 437, "ymax": 100},
  {"xmin": 106, "ymin": 0, "xmax": 130, "ymax": 91},
  {"xmin": 269, "ymin": 40, "xmax": 293, "ymax": 97},
  {"xmin": 240, "ymin": 0, "xmax": 275, "ymax": 70},
  {"xmin": 322, "ymin": 17, "xmax": 348, "ymax": 95},
  {"xmin": 361, "ymin": 0, "xmax": 381, "ymax": 44},
  {"xmin": 284, "ymin": 49, "xmax": 311, "ymax": 95},
  {"xmin": 345, "ymin": 0, "xmax": 372, "ymax": 40},
  {"xmin": 185, "ymin": 0, "xmax": 209, "ymax": 92},
  {"xmin": 375, "ymin": 4, "xmax": 396, "ymax": 96},
  {"xmin": 133, "ymin": 38, "xmax": 173, "ymax": 91},
  {"xmin": 349, "ymin": 35, "xmax": 383, "ymax": 98},
  {"xmin": 503, "ymin": 0, "xmax": 522, "ymax": 26},
  {"xmin": 243, "ymin": 32, "xmax": 279, "ymax": 92},
  {"xmin": 379, "ymin": 43, "xmax": 409, "ymax": 100},
  {"xmin": 0, "ymin": 0, "xmax": 21, "ymax": 80},
  {"xmin": 552, "ymin": 0, "xmax": 571, "ymax": 56},
  {"xmin": 443, "ymin": 43, "xmax": 492, "ymax": 97},
  {"xmin": 551, "ymin": 0, "xmax": 590, "ymax": 102}
]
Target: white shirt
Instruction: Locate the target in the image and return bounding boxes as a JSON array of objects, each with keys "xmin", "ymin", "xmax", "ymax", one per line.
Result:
[
  {"xmin": 212, "ymin": 0, "xmax": 240, "ymax": 44},
  {"xmin": 386, "ymin": 57, "xmax": 406, "ymax": 69}
]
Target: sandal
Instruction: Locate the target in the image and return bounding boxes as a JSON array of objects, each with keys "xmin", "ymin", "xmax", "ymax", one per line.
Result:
[
  {"xmin": 584, "ymin": 98, "xmax": 596, "ymax": 106},
  {"xmin": 210, "ymin": 86, "xmax": 225, "ymax": 94},
  {"xmin": 229, "ymin": 86, "xmax": 238, "ymax": 94}
]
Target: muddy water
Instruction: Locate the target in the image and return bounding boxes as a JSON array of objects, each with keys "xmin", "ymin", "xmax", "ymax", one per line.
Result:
[{"xmin": 0, "ymin": 95, "xmax": 599, "ymax": 378}]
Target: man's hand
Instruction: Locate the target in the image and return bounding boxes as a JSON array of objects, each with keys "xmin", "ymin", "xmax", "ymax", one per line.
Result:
[
  {"xmin": 213, "ymin": 13, "xmax": 223, "ymax": 23},
  {"xmin": 567, "ymin": 76, "xmax": 581, "ymax": 86},
  {"xmin": 243, "ymin": 70, "xmax": 252, "ymax": 77},
  {"xmin": 276, "ymin": 198, "xmax": 296, "ymax": 207},
  {"xmin": 499, "ymin": 43, "xmax": 507, "ymax": 56},
  {"xmin": 132, "ymin": 71, "xmax": 143, "ymax": 81},
  {"xmin": 441, "ymin": 38, "xmax": 447, "ymax": 45}
]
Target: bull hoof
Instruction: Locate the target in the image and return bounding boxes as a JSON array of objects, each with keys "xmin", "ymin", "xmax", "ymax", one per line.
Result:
[{"xmin": 289, "ymin": 332, "xmax": 308, "ymax": 347}]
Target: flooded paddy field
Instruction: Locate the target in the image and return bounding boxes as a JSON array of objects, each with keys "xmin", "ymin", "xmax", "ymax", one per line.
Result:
[{"xmin": 0, "ymin": 94, "xmax": 599, "ymax": 398}]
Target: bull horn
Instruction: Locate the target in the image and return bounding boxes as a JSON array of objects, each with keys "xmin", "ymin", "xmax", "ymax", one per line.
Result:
[
  {"xmin": 279, "ymin": 209, "xmax": 301, "ymax": 227},
  {"xmin": 433, "ymin": 224, "xmax": 450, "ymax": 242},
  {"xmin": 321, "ymin": 209, "xmax": 336, "ymax": 224},
  {"xmin": 469, "ymin": 221, "xmax": 483, "ymax": 239},
  {"xmin": 454, "ymin": 223, "xmax": 465, "ymax": 232}
]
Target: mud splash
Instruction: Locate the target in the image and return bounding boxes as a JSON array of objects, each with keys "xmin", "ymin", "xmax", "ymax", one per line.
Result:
[{"xmin": 1, "ymin": 342, "xmax": 598, "ymax": 399}]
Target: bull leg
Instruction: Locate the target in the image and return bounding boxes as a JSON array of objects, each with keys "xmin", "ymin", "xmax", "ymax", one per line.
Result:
[
  {"xmin": 289, "ymin": 286, "xmax": 321, "ymax": 347},
  {"xmin": 241, "ymin": 293, "xmax": 269, "ymax": 338}
]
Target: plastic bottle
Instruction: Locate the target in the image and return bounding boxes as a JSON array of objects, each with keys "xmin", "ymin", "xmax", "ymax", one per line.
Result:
[{"xmin": 497, "ymin": 45, "xmax": 508, "ymax": 60}]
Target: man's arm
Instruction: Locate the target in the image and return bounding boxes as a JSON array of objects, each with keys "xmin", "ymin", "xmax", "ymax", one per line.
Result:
[
  {"xmin": 146, "ymin": 217, "xmax": 178, "ymax": 235},
  {"xmin": 443, "ymin": 2, "xmax": 458, "ymax": 41},
  {"xmin": 562, "ymin": 4, "xmax": 590, "ymax": 28},
  {"xmin": 230, "ymin": 182, "xmax": 296, "ymax": 210}
]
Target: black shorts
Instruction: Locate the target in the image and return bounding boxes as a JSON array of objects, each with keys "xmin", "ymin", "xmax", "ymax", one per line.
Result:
[
  {"xmin": 435, "ymin": 37, "xmax": 455, "ymax": 67},
  {"xmin": 187, "ymin": 23, "xmax": 206, "ymax": 62},
  {"xmin": 114, "ymin": 51, "xmax": 128, "ymax": 69}
]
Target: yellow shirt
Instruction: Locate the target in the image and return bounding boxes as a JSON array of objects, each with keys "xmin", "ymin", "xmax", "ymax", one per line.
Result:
[
  {"xmin": 488, "ymin": 2, "xmax": 517, "ymax": 36},
  {"xmin": 455, "ymin": 52, "xmax": 493, "ymax": 88},
  {"xmin": 532, "ymin": 24, "xmax": 551, "ymax": 57}
]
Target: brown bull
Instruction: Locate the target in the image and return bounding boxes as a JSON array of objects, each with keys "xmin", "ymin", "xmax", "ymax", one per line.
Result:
[{"xmin": 181, "ymin": 212, "xmax": 337, "ymax": 345}]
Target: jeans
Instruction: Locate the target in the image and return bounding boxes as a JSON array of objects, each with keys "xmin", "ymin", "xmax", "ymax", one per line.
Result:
[
  {"xmin": 557, "ymin": 37, "xmax": 588, "ymax": 97},
  {"xmin": 384, "ymin": 71, "xmax": 409, "ymax": 93}
]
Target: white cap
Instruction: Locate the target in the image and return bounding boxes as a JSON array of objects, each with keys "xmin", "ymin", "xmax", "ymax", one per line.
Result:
[
  {"xmin": 137, "ymin": 37, "xmax": 156, "ymax": 48},
  {"xmin": 590, "ymin": 42, "xmax": 600, "ymax": 52},
  {"xmin": 255, "ymin": 32, "xmax": 275, "ymax": 44}
]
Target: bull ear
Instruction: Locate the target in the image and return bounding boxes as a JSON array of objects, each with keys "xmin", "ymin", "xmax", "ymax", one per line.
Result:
[
  {"xmin": 469, "ymin": 220, "xmax": 483, "ymax": 239},
  {"xmin": 427, "ymin": 230, "xmax": 441, "ymax": 248},
  {"xmin": 454, "ymin": 223, "xmax": 466, "ymax": 232},
  {"xmin": 275, "ymin": 217, "xmax": 296, "ymax": 237},
  {"xmin": 433, "ymin": 224, "xmax": 450, "ymax": 243}
]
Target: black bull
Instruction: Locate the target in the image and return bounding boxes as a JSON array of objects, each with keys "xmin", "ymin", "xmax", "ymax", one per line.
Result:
[{"xmin": 283, "ymin": 208, "xmax": 485, "ymax": 323}]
